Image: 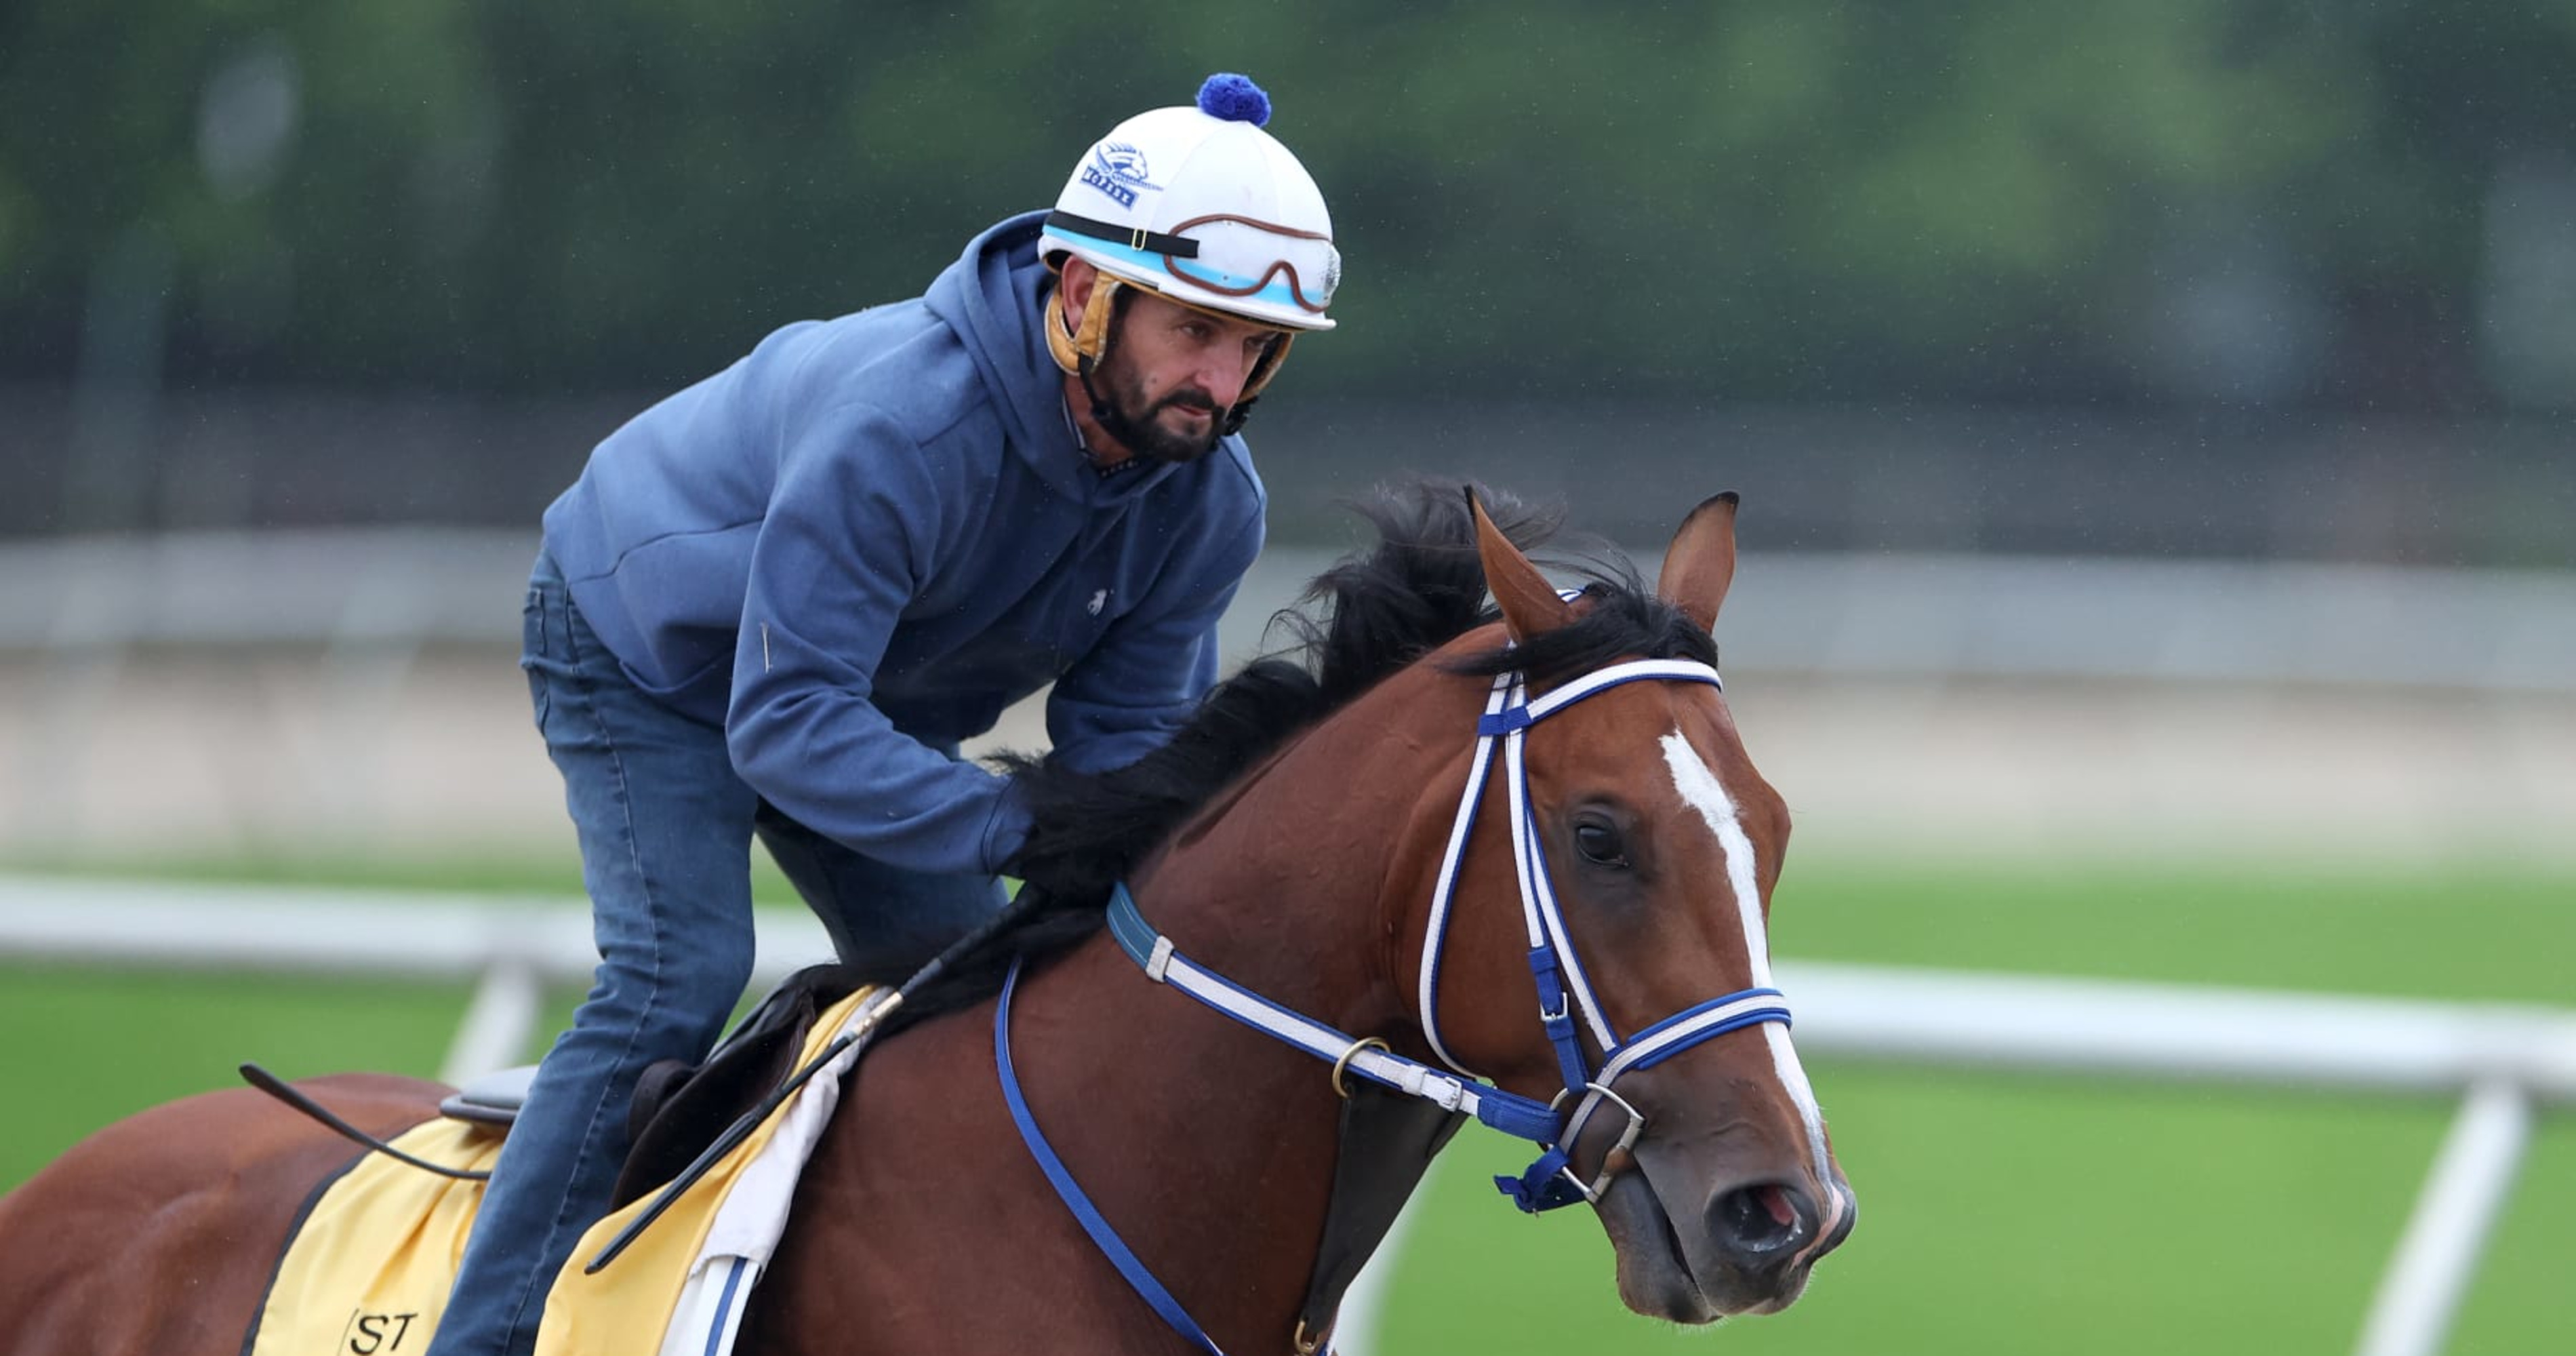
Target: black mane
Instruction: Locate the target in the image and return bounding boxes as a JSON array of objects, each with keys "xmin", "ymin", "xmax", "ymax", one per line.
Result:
[{"xmin": 846, "ymin": 479, "xmax": 1718, "ymax": 1032}]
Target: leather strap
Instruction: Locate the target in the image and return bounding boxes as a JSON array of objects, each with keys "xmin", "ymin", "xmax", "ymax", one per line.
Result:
[
  {"xmin": 1046, "ymin": 209, "xmax": 1202, "ymax": 258},
  {"xmin": 1295, "ymin": 1083, "xmax": 1468, "ymax": 1347}
]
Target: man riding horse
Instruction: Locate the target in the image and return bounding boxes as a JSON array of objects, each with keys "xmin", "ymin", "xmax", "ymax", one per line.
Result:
[
  {"xmin": 432, "ymin": 73, "xmax": 1339, "ymax": 1356},
  {"xmin": 0, "ymin": 496, "xmax": 1856, "ymax": 1355}
]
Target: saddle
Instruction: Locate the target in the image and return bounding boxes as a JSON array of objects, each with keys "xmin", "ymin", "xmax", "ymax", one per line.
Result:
[
  {"xmin": 438, "ymin": 963, "xmax": 863, "ymax": 1208},
  {"xmin": 249, "ymin": 974, "xmax": 887, "ymax": 1356}
]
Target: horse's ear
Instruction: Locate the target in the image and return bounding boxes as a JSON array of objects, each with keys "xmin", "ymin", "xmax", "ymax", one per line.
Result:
[
  {"xmin": 1657, "ymin": 492, "xmax": 1741, "ymax": 633},
  {"xmin": 1468, "ymin": 487, "xmax": 1575, "ymax": 643}
]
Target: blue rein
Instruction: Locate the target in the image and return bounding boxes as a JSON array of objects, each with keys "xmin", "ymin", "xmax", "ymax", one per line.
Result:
[{"xmin": 996, "ymin": 958, "xmax": 1226, "ymax": 1354}]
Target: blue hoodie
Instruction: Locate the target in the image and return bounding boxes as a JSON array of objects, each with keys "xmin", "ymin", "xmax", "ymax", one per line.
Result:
[{"xmin": 539, "ymin": 212, "xmax": 1266, "ymax": 876}]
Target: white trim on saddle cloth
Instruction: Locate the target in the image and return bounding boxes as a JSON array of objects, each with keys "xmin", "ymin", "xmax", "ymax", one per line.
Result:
[{"xmin": 244, "ymin": 984, "xmax": 887, "ymax": 1356}]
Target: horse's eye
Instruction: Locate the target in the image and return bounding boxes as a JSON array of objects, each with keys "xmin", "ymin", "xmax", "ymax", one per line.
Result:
[{"xmin": 1573, "ymin": 819, "xmax": 1629, "ymax": 867}]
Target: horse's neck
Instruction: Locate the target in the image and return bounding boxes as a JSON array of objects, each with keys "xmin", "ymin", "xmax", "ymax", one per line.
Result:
[{"xmin": 965, "ymin": 679, "xmax": 1464, "ymax": 1346}]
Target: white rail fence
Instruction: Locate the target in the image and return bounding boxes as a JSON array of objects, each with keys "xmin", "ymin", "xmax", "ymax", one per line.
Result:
[{"xmin": 3, "ymin": 875, "xmax": 2569, "ymax": 1356}]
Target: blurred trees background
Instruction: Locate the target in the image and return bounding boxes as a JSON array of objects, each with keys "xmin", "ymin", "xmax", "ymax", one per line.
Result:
[{"xmin": 3, "ymin": 0, "xmax": 2573, "ymax": 557}]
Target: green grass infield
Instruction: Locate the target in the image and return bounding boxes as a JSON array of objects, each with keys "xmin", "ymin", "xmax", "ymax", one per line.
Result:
[{"xmin": 4, "ymin": 857, "xmax": 2570, "ymax": 1353}]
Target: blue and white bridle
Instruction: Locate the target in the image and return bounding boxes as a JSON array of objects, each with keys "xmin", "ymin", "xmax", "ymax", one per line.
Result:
[
  {"xmin": 994, "ymin": 654, "xmax": 1794, "ymax": 1353},
  {"xmin": 1416, "ymin": 658, "xmax": 1794, "ymax": 1210}
]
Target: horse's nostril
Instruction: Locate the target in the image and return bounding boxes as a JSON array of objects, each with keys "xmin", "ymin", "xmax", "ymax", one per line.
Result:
[{"xmin": 1714, "ymin": 1182, "xmax": 1809, "ymax": 1256}]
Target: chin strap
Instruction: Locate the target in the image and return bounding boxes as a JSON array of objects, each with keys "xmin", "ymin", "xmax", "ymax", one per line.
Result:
[{"xmin": 1047, "ymin": 282, "xmax": 1158, "ymax": 458}]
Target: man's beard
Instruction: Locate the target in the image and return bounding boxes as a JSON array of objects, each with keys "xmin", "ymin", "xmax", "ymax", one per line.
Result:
[{"xmin": 1083, "ymin": 349, "xmax": 1223, "ymax": 466}]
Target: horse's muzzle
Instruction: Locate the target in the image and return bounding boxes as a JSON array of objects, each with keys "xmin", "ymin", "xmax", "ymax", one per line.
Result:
[{"xmin": 1603, "ymin": 1145, "xmax": 1856, "ymax": 1321}]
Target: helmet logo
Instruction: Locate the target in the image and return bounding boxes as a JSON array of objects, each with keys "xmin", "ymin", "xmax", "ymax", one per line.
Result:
[{"xmin": 1079, "ymin": 142, "xmax": 1160, "ymax": 210}]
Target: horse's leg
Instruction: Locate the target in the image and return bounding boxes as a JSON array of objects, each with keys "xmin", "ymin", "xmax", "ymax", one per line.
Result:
[{"xmin": 0, "ymin": 1073, "xmax": 445, "ymax": 1356}]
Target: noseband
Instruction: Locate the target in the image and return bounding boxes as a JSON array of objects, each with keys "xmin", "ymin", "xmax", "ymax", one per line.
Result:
[{"xmin": 993, "ymin": 654, "xmax": 1794, "ymax": 1351}]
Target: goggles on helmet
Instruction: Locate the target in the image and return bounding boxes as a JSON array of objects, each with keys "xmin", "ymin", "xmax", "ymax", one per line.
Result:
[{"xmin": 1045, "ymin": 210, "xmax": 1339, "ymax": 316}]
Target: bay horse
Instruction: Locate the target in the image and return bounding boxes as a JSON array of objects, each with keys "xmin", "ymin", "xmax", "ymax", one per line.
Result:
[{"xmin": 0, "ymin": 483, "xmax": 1854, "ymax": 1354}]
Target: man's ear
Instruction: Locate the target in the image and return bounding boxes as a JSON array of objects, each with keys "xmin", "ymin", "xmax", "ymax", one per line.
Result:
[{"xmin": 1058, "ymin": 256, "xmax": 1098, "ymax": 319}]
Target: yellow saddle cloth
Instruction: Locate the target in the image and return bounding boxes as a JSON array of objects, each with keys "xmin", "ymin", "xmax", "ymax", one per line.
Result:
[{"xmin": 247, "ymin": 984, "xmax": 883, "ymax": 1356}]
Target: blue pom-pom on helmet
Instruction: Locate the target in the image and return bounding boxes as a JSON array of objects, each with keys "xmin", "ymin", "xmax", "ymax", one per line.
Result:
[{"xmin": 1194, "ymin": 73, "xmax": 1272, "ymax": 127}]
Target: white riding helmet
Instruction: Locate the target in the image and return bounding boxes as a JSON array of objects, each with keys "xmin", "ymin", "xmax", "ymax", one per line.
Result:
[{"xmin": 1041, "ymin": 74, "xmax": 1337, "ymax": 409}]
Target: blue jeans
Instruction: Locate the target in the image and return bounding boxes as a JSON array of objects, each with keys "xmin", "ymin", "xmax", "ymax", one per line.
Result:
[{"xmin": 427, "ymin": 550, "xmax": 1007, "ymax": 1356}]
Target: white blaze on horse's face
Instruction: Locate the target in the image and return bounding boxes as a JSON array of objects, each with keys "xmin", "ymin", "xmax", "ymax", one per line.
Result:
[
  {"xmin": 1657, "ymin": 729, "xmax": 1834, "ymax": 1192},
  {"xmin": 1537, "ymin": 710, "xmax": 1850, "ymax": 1324}
]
